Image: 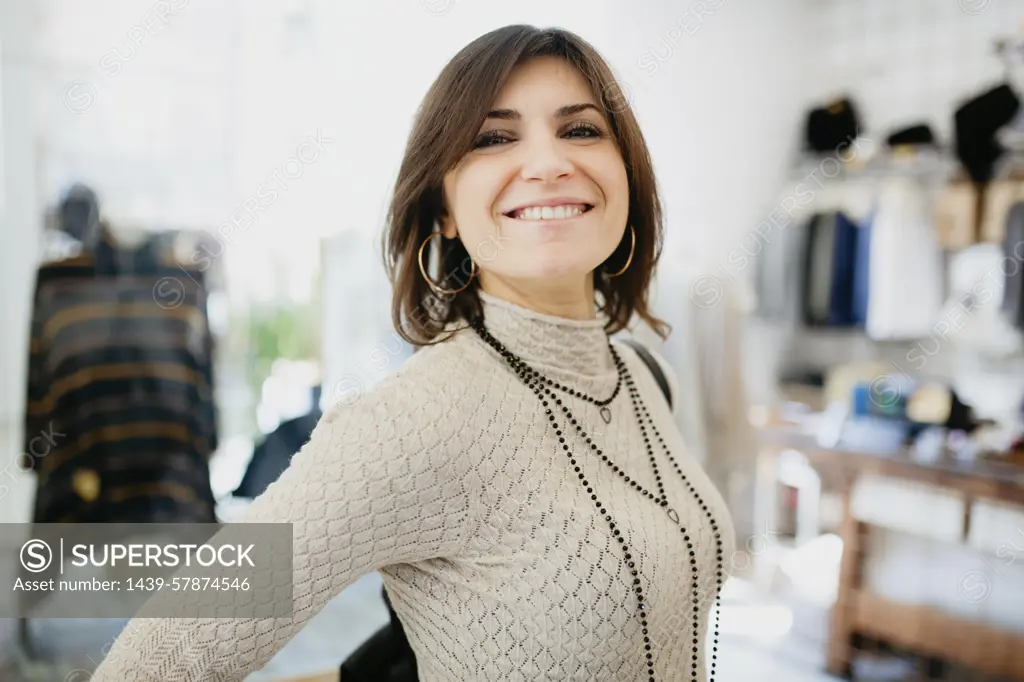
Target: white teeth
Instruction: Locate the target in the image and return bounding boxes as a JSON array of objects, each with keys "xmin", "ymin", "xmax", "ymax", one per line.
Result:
[{"xmin": 510, "ymin": 204, "xmax": 587, "ymax": 220}]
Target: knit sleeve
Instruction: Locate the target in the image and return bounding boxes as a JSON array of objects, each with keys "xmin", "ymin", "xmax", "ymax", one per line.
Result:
[{"xmin": 90, "ymin": 350, "xmax": 475, "ymax": 682}]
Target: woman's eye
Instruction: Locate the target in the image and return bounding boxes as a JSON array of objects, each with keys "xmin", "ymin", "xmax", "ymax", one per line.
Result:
[
  {"xmin": 471, "ymin": 123, "xmax": 602, "ymax": 149},
  {"xmin": 564, "ymin": 122, "xmax": 602, "ymax": 139},
  {"xmin": 472, "ymin": 131, "xmax": 513, "ymax": 149}
]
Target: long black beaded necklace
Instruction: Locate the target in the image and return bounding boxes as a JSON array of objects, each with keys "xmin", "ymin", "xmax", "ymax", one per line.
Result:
[{"xmin": 472, "ymin": 319, "xmax": 723, "ymax": 682}]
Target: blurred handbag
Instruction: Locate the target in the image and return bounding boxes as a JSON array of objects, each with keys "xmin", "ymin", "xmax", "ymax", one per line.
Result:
[{"xmin": 339, "ymin": 339, "xmax": 672, "ymax": 681}]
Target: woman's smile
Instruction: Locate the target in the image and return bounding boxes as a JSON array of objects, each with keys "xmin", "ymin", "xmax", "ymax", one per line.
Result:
[{"xmin": 501, "ymin": 202, "xmax": 596, "ymax": 225}]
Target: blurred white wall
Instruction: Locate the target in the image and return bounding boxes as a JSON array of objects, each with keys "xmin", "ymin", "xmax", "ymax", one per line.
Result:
[
  {"xmin": 0, "ymin": 0, "xmax": 43, "ymax": 532},
  {"xmin": 602, "ymin": 0, "xmax": 812, "ymax": 269}
]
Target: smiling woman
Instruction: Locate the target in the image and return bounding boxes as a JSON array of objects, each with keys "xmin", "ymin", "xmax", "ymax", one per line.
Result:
[{"xmin": 91, "ymin": 24, "xmax": 733, "ymax": 682}]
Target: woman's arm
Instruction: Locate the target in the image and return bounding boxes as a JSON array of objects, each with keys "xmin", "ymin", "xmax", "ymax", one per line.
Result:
[{"xmin": 91, "ymin": 352, "xmax": 474, "ymax": 681}]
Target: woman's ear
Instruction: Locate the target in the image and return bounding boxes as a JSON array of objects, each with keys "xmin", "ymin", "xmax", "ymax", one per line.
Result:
[
  {"xmin": 438, "ymin": 183, "xmax": 458, "ymax": 238},
  {"xmin": 439, "ymin": 212, "xmax": 458, "ymax": 239}
]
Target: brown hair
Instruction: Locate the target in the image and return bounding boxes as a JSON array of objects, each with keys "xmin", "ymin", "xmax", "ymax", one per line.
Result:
[{"xmin": 382, "ymin": 24, "xmax": 669, "ymax": 346}]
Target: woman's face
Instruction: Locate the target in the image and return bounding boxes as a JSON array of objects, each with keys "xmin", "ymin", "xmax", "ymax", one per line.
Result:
[{"xmin": 441, "ymin": 56, "xmax": 630, "ymax": 294}]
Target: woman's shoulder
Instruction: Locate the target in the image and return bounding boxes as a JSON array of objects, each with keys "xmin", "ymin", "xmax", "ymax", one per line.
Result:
[
  {"xmin": 302, "ymin": 329, "xmax": 501, "ymax": 500},
  {"xmin": 318, "ymin": 326, "xmax": 489, "ymax": 443}
]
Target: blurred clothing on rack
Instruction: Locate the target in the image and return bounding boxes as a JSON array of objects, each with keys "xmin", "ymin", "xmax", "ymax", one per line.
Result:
[
  {"xmin": 755, "ymin": 162, "xmax": 947, "ymax": 341},
  {"xmin": 753, "ymin": 213, "xmax": 807, "ymax": 325},
  {"xmin": 25, "ymin": 225, "xmax": 218, "ymax": 523},
  {"xmin": 955, "ymin": 83, "xmax": 1020, "ymax": 184},
  {"xmin": 886, "ymin": 123, "xmax": 936, "ymax": 148},
  {"xmin": 851, "ymin": 211, "xmax": 872, "ymax": 326},
  {"xmin": 865, "ymin": 177, "xmax": 944, "ymax": 340},
  {"xmin": 803, "ymin": 96, "xmax": 861, "ymax": 153},
  {"xmin": 799, "ymin": 211, "xmax": 863, "ymax": 327},
  {"xmin": 1003, "ymin": 201, "xmax": 1024, "ymax": 331},
  {"xmin": 830, "ymin": 211, "xmax": 863, "ymax": 326},
  {"xmin": 801, "ymin": 212, "xmax": 836, "ymax": 326},
  {"xmin": 754, "ymin": 161, "xmax": 876, "ymax": 326}
]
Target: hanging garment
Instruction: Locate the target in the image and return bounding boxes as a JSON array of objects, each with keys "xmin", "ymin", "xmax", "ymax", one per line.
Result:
[
  {"xmin": 828, "ymin": 211, "xmax": 861, "ymax": 326},
  {"xmin": 804, "ymin": 97, "xmax": 861, "ymax": 153},
  {"xmin": 954, "ymin": 83, "xmax": 1021, "ymax": 184},
  {"xmin": 753, "ymin": 214, "xmax": 808, "ymax": 325},
  {"xmin": 1003, "ymin": 201, "xmax": 1024, "ymax": 331},
  {"xmin": 754, "ymin": 165, "xmax": 872, "ymax": 325},
  {"xmin": 851, "ymin": 211, "xmax": 873, "ymax": 326},
  {"xmin": 886, "ymin": 124, "xmax": 936, "ymax": 148},
  {"xmin": 866, "ymin": 177, "xmax": 945, "ymax": 340},
  {"xmin": 24, "ymin": 229, "xmax": 218, "ymax": 523},
  {"xmin": 801, "ymin": 212, "xmax": 837, "ymax": 326}
]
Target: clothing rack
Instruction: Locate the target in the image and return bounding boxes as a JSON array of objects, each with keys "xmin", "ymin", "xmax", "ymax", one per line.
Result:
[{"xmin": 789, "ymin": 147, "xmax": 960, "ymax": 185}]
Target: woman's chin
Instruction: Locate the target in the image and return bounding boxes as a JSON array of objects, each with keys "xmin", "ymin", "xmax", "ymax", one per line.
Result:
[
  {"xmin": 499, "ymin": 212, "xmax": 596, "ymax": 241},
  {"xmin": 514, "ymin": 258, "xmax": 601, "ymax": 281}
]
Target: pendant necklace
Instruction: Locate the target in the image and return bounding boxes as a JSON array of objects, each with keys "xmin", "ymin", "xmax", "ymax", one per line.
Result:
[
  {"xmin": 511, "ymin": 340, "xmax": 623, "ymax": 424},
  {"xmin": 472, "ymin": 320, "xmax": 724, "ymax": 682}
]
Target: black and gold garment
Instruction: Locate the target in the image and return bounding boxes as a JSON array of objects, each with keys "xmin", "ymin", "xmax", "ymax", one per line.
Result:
[{"xmin": 25, "ymin": 229, "xmax": 218, "ymax": 523}]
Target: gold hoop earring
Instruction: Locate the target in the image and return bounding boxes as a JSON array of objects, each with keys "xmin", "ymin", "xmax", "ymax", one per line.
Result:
[
  {"xmin": 417, "ymin": 232, "xmax": 478, "ymax": 295},
  {"xmin": 605, "ymin": 225, "xmax": 635, "ymax": 278}
]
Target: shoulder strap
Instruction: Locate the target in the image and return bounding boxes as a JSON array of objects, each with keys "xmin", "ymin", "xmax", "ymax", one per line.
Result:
[{"xmin": 619, "ymin": 338, "xmax": 672, "ymax": 410}]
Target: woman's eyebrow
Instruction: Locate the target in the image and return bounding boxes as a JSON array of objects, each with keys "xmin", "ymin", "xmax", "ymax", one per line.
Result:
[
  {"xmin": 484, "ymin": 102, "xmax": 602, "ymax": 121},
  {"xmin": 555, "ymin": 103, "xmax": 601, "ymax": 118}
]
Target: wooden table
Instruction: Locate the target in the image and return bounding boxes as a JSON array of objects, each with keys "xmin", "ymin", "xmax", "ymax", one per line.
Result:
[
  {"xmin": 277, "ymin": 673, "xmax": 337, "ymax": 682},
  {"xmin": 759, "ymin": 428, "xmax": 1024, "ymax": 680}
]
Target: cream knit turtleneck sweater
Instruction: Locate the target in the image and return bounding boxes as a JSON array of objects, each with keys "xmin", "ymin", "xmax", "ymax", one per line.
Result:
[{"xmin": 92, "ymin": 291, "xmax": 735, "ymax": 682}]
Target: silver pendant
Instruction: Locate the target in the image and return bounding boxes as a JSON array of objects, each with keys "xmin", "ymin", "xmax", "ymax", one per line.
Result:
[
  {"xmin": 666, "ymin": 508, "xmax": 680, "ymax": 525},
  {"xmin": 600, "ymin": 406, "xmax": 612, "ymax": 424}
]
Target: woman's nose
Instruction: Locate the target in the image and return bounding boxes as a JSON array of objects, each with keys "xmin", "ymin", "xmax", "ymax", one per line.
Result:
[{"xmin": 518, "ymin": 135, "xmax": 574, "ymax": 182}]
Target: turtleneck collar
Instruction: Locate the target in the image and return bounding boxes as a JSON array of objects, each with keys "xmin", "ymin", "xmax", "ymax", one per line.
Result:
[{"xmin": 471, "ymin": 290, "xmax": 616, "ymax": 378}]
